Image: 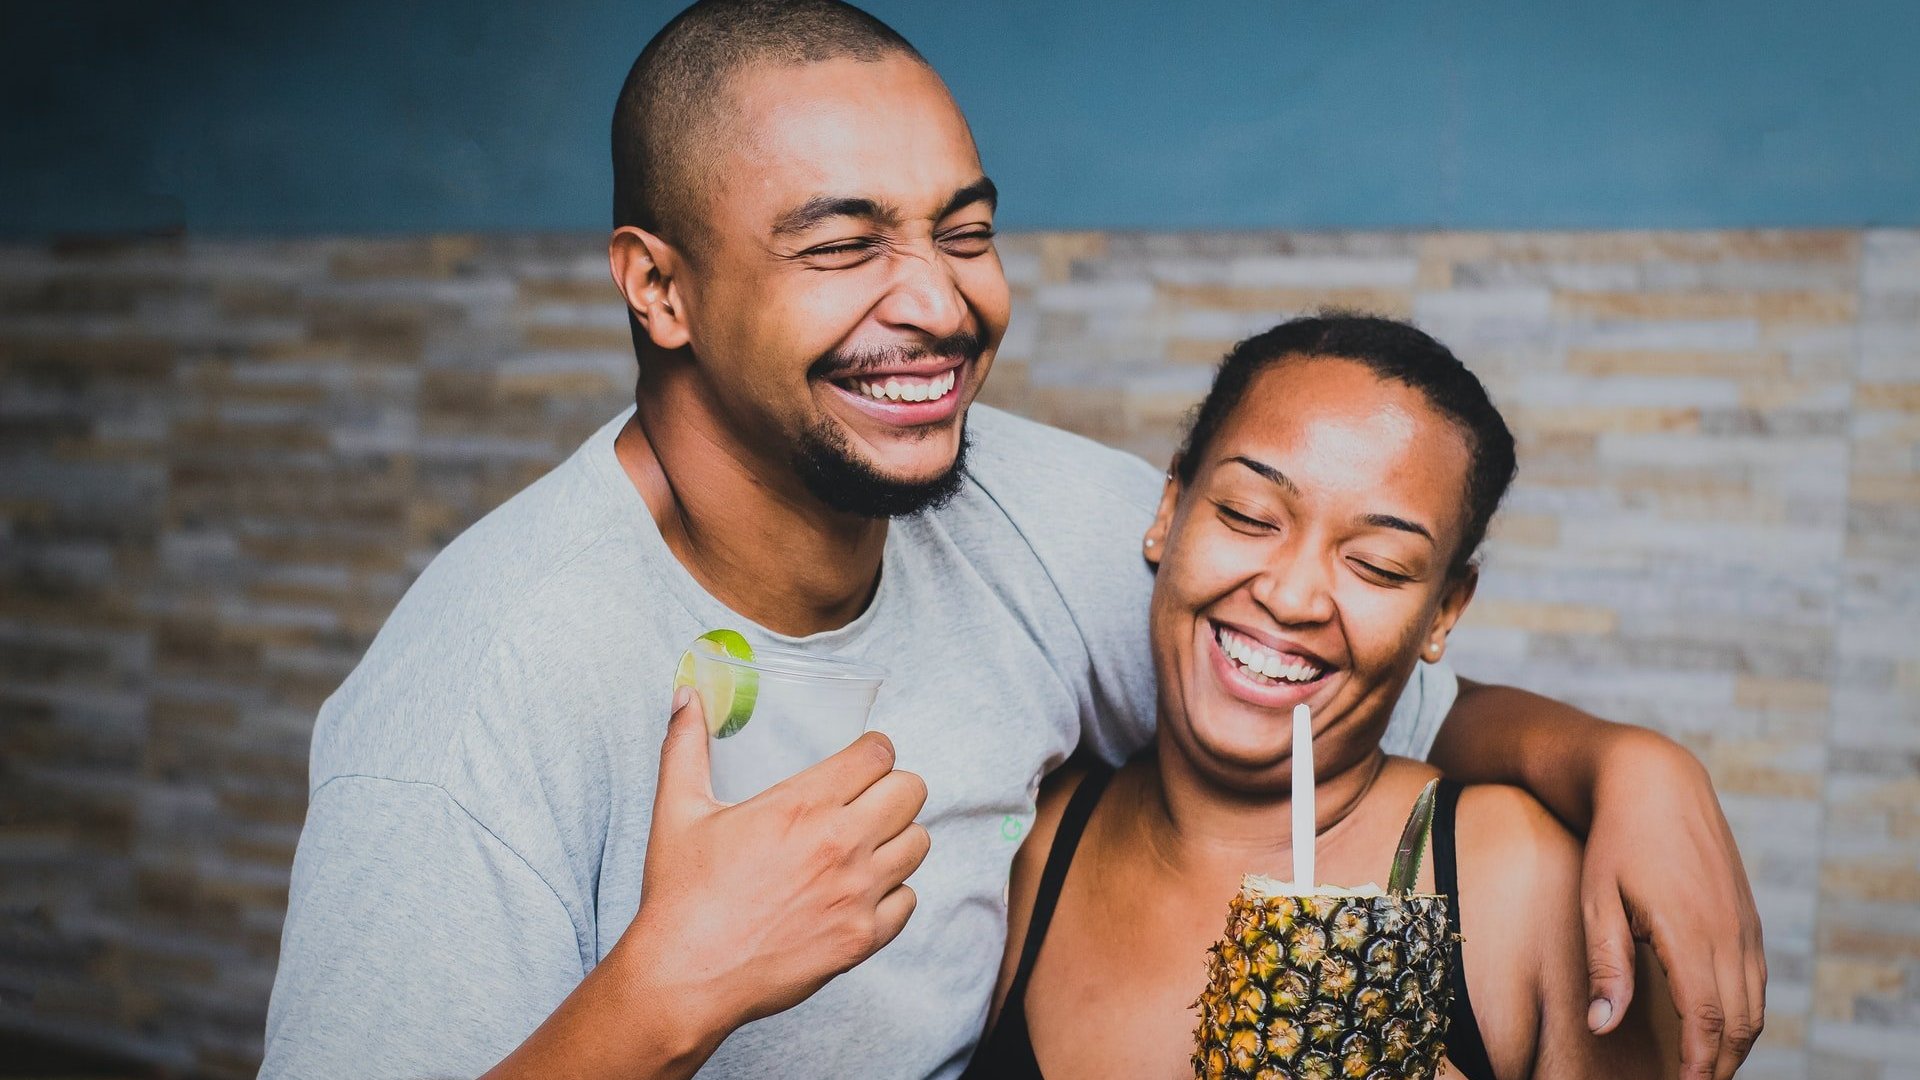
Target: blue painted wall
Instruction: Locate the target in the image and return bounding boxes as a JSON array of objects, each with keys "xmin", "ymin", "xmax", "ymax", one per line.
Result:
[{"xmin": 5, "ymin": 0, "xmax": 1916, "ymax": 236}]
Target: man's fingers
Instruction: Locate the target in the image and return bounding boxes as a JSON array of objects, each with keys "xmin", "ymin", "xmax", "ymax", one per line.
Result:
[
  {"xmin": 848, "ymin": 768, "xmax": 929, "ymax": 840},
  {"xmin": 872, "ymin": 822, "xmax": 931, "ymax": 891},
  {"xmin": 785, "ymin": 730, "xmax": 898, "ymax": 805},
  {"xmin": 1581, "ymin": 885, "xmax": 1637, "ymax": 1034},
  {"xmin": 654, "ymin": 686, "xmax": 715, "ymax": 814},
  {"xmin": 1743, "ymin": 948, "xmax": 1768, "ymax": 1055},
  {"xmin": 1741, "ymin": 923, "xmax": 1768, "ymax": 1067},
  {"xmin": 1653, "ymin": 930, "xmax": 1726, "ymax": 1080},
  {"xmin": 872, "ymin": 883, "xmax": 918, "ymax": 951},
  {"xmin": 1713, "ymin": 947, "xmax": 1759, "ymax": 1080}
]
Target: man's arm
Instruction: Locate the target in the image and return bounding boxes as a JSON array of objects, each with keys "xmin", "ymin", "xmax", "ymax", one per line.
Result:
[
  {"xmin": 262, "ymin": 776, "xmax": 591, "ymax": 1079},
  {"xmin": 479, "ymin": 693, "xmax": 928, "ymax": 1080},
  {"xmin": 1429, "ymin": 679, "xmax": 1765, "ymax": 1080},
  {"xmin": 267, "ymin": 692, "xmax": 928, "ymax": 1080}
]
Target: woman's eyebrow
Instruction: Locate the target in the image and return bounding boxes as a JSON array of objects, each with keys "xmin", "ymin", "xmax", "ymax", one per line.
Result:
[
  {"xmin": 1230, "ymin": 456, "xmax": 1434, "ymax": 542},
  {"xmin": 1227, "ymin": 455, "xmax": 1299, "ymax": 496},
  {"xmin": 1361, "ymin": 513, "xmax": 1435, "ymax": 543}
]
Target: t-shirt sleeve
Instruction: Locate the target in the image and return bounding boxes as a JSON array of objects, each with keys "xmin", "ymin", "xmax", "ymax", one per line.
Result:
[
  {"xmin": 260, "ymin": 775, "xmax": 588, "ymax": 1080},
  {"xmin": 1379, "ymin": 657, "xmax": 1459, "ymax": 762}
]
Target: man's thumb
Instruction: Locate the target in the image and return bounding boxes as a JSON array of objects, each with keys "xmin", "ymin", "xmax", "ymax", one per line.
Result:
[
  {"xmin": 655, "ymin": 686, "xmax": 716, "ymax": 812},
  {"xmin": 1584, "ymin": 889, "xmax": 1637, "ymax": 1034}
]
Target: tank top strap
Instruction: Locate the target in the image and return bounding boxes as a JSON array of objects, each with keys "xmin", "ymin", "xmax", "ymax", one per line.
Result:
[
  {"xmin": 1003, "ymin": 763, "xmax": 1117, "ymax": 1009},
  {"xmin": 1432, "ymin": 778, "xmax": 1498, "ymax": 1080}
]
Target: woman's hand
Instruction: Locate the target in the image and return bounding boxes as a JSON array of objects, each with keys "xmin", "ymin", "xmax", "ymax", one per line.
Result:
[{"xmin": 1581, "ymin": 730, "xmax": 1764, "ymax": 1080}]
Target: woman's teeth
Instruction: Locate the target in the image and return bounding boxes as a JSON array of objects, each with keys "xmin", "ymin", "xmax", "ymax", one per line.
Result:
[
  {"xmin": 848, "ymin": 368, "xmax": 958, "ymax": 403},
  {"xmin": 1217, "ymin": 626, "xmax": 1324, "ymax": 685}
]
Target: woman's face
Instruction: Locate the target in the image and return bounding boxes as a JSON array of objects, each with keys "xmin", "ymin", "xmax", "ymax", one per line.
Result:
[{"xmin": 1147, "ymin": 355, "xmax": 1480, "ymax": 792}]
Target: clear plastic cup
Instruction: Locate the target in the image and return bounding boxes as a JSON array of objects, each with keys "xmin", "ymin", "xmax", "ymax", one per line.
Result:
[{"xmin": 679, "ymin": 641, "xmax": 888, "ymax": 804}]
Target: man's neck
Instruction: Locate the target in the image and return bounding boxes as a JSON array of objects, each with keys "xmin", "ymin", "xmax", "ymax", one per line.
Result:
[{"xmin": 617, "ymin": 383, "xmax": 888, "ymax": 638}]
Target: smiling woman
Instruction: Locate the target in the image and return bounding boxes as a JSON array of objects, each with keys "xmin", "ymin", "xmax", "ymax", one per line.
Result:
[{"xmin": 967, "ymin": 314, "xmax": 1672, "ymax": 1080}]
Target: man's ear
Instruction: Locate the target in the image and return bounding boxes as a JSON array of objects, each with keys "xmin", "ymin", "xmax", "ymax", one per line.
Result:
[
  {"xmin": 609, "ymin": 225, "xmax": 691, "ymax": 351},
  {"xmin": 1421, "ymin": 563, "xmax": 1479, "ymax": 664},
  {"xmin": 1143, "ymin": 459, "xmax": 1183, "ymax": 568}
]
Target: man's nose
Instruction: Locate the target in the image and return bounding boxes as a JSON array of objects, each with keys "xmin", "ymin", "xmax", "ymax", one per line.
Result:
[{"xmin": 875, "ymin": 248, "xmax": 967, "ymax": 339}]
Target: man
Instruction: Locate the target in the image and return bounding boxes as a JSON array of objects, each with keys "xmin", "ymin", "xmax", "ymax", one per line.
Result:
[{"xmin": 261, "ymin": 3, "xmax": 1764, "ymax": 1078}]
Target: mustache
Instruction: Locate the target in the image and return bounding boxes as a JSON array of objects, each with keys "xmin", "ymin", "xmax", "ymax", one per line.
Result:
[{"xmin": 809, "ymin": 331, "xmax": 986, "ymax": 380}]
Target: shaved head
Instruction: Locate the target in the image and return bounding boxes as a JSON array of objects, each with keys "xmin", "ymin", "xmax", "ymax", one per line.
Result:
[{"xmin": 612, "ymin": 0, "xmax": 926, "ymax": 253}]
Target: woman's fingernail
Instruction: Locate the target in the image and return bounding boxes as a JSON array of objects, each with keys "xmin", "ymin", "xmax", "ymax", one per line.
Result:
[
  {"xmin": 673, "ymin": 686, "xmax": 693, "ymax": 712},
  {"xmin": 1588, "ymin": 997, "xmax": 1614, "ymax": 1031}
]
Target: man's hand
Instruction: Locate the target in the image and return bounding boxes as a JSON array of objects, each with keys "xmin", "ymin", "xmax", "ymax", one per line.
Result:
[
  {"xmin": 1431, "ymin": 680, "xmax": 1767, "ymax": 1080},
  {"xmin": 1581, "ymin": 731, "xmax": 1764, "ymax": 1080},
  {"xmin": 481, "ymin": 688, "xmax": 929, "ymax": 1080},
  {"xmin": 627, "ymin": 686, "xmax": 931, "ymax": 1032}
]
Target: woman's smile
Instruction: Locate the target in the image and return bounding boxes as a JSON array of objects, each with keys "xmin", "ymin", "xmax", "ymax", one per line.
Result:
[{"xmin": 1202, "ymin": 617, "xmax": 1339, "ymax": 714}]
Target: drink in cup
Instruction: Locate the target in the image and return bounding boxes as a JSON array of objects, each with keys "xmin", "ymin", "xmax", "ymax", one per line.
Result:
[{"xmin": 674, "ymin": 629, "xmax": 887, "ymax": 804}]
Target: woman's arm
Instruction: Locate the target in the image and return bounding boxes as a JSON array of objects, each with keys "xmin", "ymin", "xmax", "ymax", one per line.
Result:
[{"xmin": 1431, "ymin": 679, "xmax": 1764, "ymax": 1080}]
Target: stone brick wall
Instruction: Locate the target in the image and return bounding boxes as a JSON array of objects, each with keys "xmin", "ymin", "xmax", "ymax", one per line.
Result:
[{"xmin": 2, "ymin": 230, "xmax": 1915, "ymax": 1078}]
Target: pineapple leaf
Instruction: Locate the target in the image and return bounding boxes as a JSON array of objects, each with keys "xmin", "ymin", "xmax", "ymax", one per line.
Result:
[{"xmin": 1388, "ymin": 779, "xmax": 1440, "ymax": 896}]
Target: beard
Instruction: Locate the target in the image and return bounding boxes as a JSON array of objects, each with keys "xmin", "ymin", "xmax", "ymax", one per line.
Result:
[
  {"xmin": 792, "ymin": 416, "xmax": 970, "ymax": 519},
  {"xmin": 793, "ymin": 330, "xmax": 984, "ymax": 518}
]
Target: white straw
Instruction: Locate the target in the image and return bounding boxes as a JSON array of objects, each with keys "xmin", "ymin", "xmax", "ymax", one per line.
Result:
[{"xmin": 1291, "ymin": 703, "xmax": 1314, "ymax": 889}]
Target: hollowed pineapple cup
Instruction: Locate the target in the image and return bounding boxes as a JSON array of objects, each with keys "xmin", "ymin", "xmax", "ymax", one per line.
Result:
[{"xmin": 1192, "ymin": 888, "xmax": 1453, "ymax": 1080}]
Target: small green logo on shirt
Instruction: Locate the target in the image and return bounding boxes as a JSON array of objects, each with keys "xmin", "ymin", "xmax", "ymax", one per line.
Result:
[{"xmin": 1001, "ymin": 814, "xmax": 1025, "ymax": 842}]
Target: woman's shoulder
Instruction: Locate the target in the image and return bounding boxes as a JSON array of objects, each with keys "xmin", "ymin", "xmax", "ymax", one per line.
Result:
[
  {"xmin": 1015, "ymin": 758, "xmax": 1110, "ymax": 901},
  {"xmin": 1452, "ymin": 782, "xmax": 1582, "ymax": 897},
  {"xmin": 987, "ymin": 758, "xmax": 1108, "ymax": 1030}
]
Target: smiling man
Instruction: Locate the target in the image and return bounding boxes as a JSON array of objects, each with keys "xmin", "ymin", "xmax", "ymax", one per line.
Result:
[{"xmin": 260, "ymin": 3, "xmax": 1764, "ymax": 1079}]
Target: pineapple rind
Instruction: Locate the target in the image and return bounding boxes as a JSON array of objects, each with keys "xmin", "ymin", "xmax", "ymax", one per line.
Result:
[{"xmin": 1192, "ymin": 887, "xmax": 1453, "ymax": 1080}]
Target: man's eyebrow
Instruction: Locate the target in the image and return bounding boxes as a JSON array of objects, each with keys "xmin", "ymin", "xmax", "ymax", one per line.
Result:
[
  {"xmin": 770, "ymin": 195, "xmax": 900, "ymax": 237},
  {"xmin": 1361, "ymin": 513, "xmax": 1435, "ymax": 543},
  {"xmin": 937, "ymin": 177, "xmax": 998, "ymax": 220},
  {"xmin": 1227, "ymin": 455, "xmax": 1300, "ymax": 496}
]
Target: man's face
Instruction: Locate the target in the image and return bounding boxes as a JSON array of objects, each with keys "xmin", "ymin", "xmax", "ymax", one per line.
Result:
[{"xmin": 672, "ymin": 55, "xmax": 1008, "ymax": 516}]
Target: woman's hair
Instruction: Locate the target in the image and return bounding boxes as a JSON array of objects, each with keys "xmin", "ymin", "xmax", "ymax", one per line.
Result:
[{"xmin": 1174, "ymin": 313, "xmax": 1517, "ymax": 579}]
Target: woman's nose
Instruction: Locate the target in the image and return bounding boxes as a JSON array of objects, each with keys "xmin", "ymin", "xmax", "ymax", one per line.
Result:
[{"xmin": 1253, "ymin": 544, "xmax": 1337, "ymax": 627}]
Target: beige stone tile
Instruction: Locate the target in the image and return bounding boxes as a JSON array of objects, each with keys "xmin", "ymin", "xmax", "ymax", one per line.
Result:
[
  {"xmin": 1736, "ymin": 677, "xmax": 1833, "ymax": 712},
  {"xmin": 1857, "ymin": 383, "xmax": 1920, "ymax": 409},
  {"xmin": 1566, "ymin": 349, "xmax": 1791, "ymax": 378},
  {"xmin": 1485, "ymin": 512, "xmax": 1559, "ymax": 547},
  {"xmin": 1555, "ymin": 289, "xmax": 1857, "ymax": 324},
  {"xmin": 1462, "ymin": 598, "xmax": 1618, "ymax": 635},
  {"xmin": 1155, "ymin": 281, "xmax": 1413, "ymax": 316},
  {"xmin": 1812, "ymin": 958, "xmax": 1905, "ymax": 1021},
  {"xmin": 1516, "ymin": 404, "xmax": 1702, "ymax": 434},
  {"xmin": 1821, "ymin": 858, "xmax": 1920, "ymax": 904},
  {"xmin": 1037, "ymin": 232, "xmax": 1108, "ymax": 283}
]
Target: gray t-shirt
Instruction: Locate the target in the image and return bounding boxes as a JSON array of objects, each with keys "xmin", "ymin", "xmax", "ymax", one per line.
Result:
[{"xmin": 260, "ymin": 405, "xmax": 1455, "ymax": 1079}]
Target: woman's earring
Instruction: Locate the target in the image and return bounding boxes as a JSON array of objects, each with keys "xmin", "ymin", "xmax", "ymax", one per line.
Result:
[
  {"xmin": 1145, "ymin": 538, "xmax": 1156, "ymax": 548},
  {"xmin": 1427, "ymin": 640, "xmax": 1443, "ymax": 657}
]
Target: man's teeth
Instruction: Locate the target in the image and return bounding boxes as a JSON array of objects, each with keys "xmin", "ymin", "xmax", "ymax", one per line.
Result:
[
  {"xmin": 851, "ymin": 368, "xmax": 958, "ymax": 402},
  {"xmin": 1217, "ymin": 627, "xmax": 1323, "ymax": 684}
]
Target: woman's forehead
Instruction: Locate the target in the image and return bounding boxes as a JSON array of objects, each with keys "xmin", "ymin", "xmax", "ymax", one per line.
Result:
[{"xmin": 1208, "ymin": 359, "xmax": 1473, "ymax": 516}]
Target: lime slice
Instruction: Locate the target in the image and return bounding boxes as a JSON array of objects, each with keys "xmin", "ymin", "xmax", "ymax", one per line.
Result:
[{"xmin": 674, "ymin": 629, "xmax": 759, "ymax": 738}]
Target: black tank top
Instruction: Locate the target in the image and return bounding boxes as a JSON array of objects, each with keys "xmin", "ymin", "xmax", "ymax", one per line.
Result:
[{"xmin": 960, "ymin": 769, "xmax": 1497, "ymax": 1080}]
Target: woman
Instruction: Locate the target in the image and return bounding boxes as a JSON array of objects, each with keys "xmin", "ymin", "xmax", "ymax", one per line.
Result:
[{"xmin": 963, "ymin": 316, "xmax": 1666, "ymax": 1079}]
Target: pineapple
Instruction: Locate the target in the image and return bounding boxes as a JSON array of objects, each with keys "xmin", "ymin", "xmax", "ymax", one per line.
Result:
[
  {"xmin": 1192, "ymin": 721, "xmax": 1454, "ymax": 1080},
  {"xmin": 1190, "ymin": 883, "xmax": 1452, "ymax": 1080}
]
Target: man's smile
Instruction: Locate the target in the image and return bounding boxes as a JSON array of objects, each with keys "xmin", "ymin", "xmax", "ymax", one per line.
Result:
[{"xmin": 821, "ymin": 356, "xmax": 969, "ymax": 427}]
